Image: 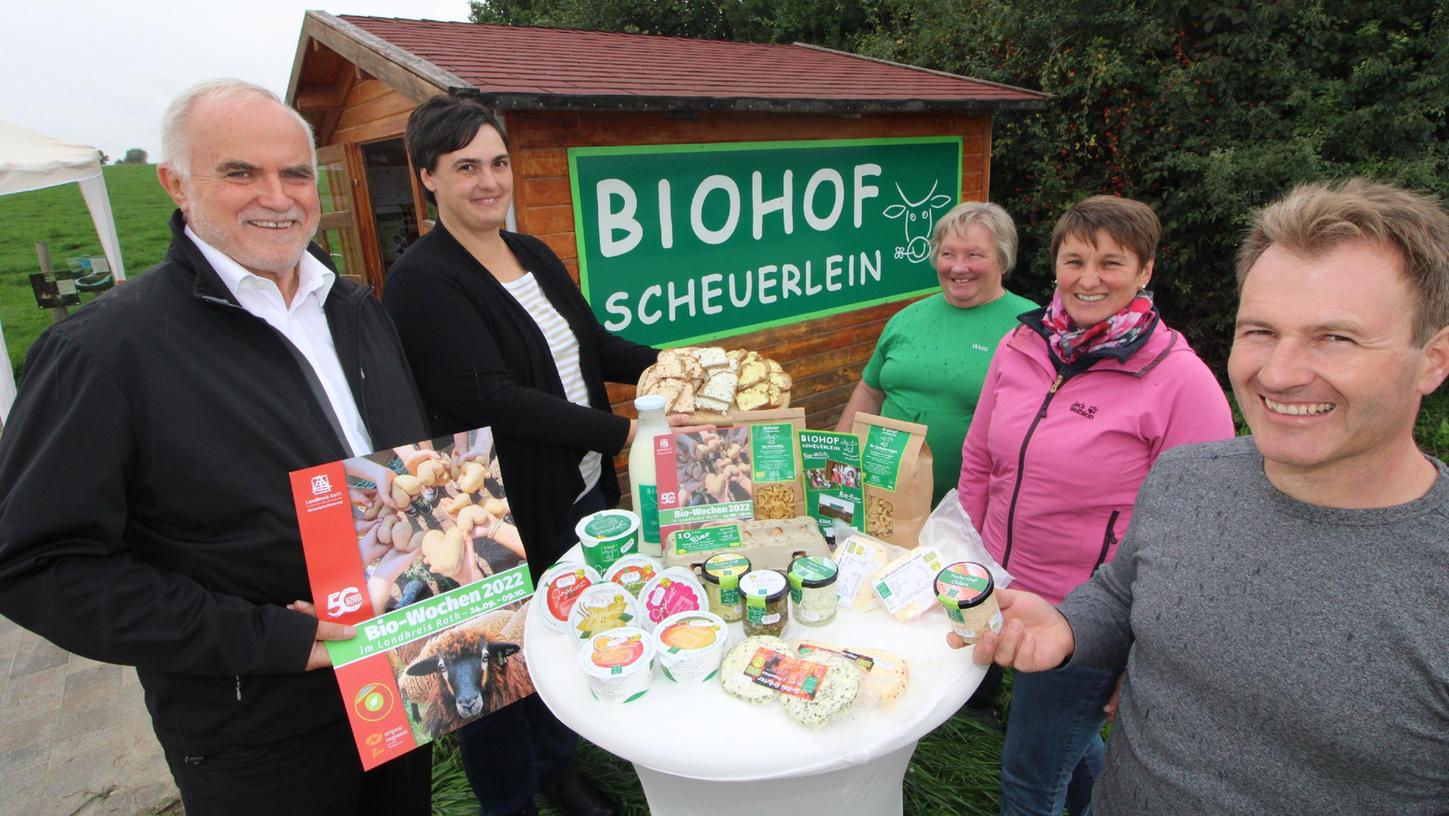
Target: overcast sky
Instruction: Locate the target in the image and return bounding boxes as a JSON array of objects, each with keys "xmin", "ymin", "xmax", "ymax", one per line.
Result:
[{"xmin": 4, "ymin": 1, "xmax": 474, "ymax": 159}]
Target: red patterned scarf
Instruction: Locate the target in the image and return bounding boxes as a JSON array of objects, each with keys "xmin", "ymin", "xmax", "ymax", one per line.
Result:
[{"xmin": 1040, "ymin": 289, "xmax": 1158, "ymax": 364}]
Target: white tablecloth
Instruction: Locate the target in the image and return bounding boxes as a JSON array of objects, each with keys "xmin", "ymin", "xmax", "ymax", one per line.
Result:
[{"xmin": 523, "ymin": 550, "xmax": 986, "ymax": 813}]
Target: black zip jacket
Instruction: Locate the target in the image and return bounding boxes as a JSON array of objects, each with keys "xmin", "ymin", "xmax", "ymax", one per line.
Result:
[
  {"xmin": 0, "ymin": 211, "xmax": 428, "ymax": 752},
  {"xmin": 382, "ymin": 224, "xmax": 658, "ymax": 575}
]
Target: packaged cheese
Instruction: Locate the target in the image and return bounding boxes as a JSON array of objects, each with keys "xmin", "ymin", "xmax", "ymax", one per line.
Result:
[
  {"xmin": 720, "ymin": 635, "xmax": 793, "ymax": 704},
  {"xmin": 833, "ymin": 532, "xmax": 891, "ymax": 610},
  {"xmin": 869, "ymin": 546, "xmax": 947, "ymax": 621},
  {"xmin": 792, "ymin": 641, "xmax": 910, "ymax": 709},
  {"xmin": 780, "ymin": 653, "xmax": 861, "ymax": 727},
  {"xmin": 851, "ymin": 413, "xmax": 933, "ymax": 549}
]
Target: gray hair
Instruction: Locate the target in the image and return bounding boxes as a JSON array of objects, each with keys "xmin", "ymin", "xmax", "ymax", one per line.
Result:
[
  {"xmin": 930, "ymin": 201, "xmax": 1019, "ymax": 274},
  {"xmin": 160, "ymin": 79, "xmax": 316, "ymax": 178}
]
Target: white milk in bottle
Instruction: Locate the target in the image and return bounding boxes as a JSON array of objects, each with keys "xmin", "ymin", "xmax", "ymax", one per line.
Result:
[{"xmin": 628, "ymin": 394, "xmax": 670, "ymax": 557}]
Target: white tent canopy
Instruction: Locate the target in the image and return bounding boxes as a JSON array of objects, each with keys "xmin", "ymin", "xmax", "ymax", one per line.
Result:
[{"xmin": 0, "ymin": 121, "xmax": 129, "ymax": 426}]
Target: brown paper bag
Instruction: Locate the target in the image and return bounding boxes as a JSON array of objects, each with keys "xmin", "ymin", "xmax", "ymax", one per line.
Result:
[
  {"xmin": 730, "ymin": 408, "xmax": 808, "ymax": 520},
  {"xmin": 850, "ymin": 413, "xmax": 933, "ymax": 548}
]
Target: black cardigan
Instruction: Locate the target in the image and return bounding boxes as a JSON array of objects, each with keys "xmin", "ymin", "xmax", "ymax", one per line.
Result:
[{"xmin": 382, "ymin": 224, "xmax": 658, "ymax": 573}]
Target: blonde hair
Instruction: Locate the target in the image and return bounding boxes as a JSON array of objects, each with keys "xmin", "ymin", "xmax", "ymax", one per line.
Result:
[
  {"xmin": 930, "ymin": 201, "xmax": 1018, "ymax": 274},
  {"xmin": 1237, "ymin": 178, "xmax": 1449, "ymax": 344}
]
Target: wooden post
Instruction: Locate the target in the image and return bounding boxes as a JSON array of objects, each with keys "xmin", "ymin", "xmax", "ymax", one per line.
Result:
[{"xmin": 34, "ymin": 242, "xmax": 70, "ymax": 324}]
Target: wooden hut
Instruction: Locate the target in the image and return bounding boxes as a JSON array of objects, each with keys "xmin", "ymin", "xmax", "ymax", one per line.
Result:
[{"xmin": 286, "ymin": 12, "xmax": 1045, "ymax": 430}]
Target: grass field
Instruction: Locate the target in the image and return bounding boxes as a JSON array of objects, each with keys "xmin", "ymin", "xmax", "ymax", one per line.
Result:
[{"xmin": 0, "ymin": 163, "xmax": 175, "ymax": 373}]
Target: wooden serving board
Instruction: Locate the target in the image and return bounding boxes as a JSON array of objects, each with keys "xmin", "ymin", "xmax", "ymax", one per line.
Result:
[{"xmin": 636, "ymin": 364, "xmax": 790, "ymax": 425}]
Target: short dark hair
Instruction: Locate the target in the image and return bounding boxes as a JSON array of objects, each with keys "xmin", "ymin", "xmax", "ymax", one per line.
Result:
[
  {"xmin": 405, "ymin": 94, "xmax": 508, "ymax": 205},
  {"xmin": 1050, "ymin": 195, "xmax": 1161, "ymax": 269}
]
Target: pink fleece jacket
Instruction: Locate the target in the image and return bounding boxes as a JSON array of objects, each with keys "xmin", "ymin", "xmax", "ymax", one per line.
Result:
[{"xmin": 958, "ymin": 321, "xmax": 1233, "ymax": 604}]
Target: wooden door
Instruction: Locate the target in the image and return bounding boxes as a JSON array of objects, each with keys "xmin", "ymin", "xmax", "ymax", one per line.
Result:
[{"xmin": 315, "ymin": 144, "xmax": 372, "ymax": 292}]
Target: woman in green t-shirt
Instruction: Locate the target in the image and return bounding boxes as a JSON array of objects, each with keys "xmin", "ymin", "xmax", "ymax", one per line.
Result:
[{"xmin": 836, "ymin": 201, "xmax": 1037, "ymax": 507}]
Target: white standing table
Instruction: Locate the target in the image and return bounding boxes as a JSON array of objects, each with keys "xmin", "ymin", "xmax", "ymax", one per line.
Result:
[{"xmin": 523, "ymin": 550, "xmax": 985, "ymax": 816}]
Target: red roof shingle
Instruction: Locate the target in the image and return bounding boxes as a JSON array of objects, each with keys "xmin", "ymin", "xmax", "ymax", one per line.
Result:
[{"xmin": 339, "ymin": 15, "xmax": 1045, "ymax": 110}]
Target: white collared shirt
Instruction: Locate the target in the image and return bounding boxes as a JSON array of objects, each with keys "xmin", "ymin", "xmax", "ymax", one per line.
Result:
[{"xmin": 187, "ymin": 226, "xmax": 373, "ymax": 456}]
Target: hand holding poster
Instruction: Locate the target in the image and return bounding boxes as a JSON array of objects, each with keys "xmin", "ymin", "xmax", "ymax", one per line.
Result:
[{"xmin": 290, "ymin": 427, "xmax": 535, "ymax": 770}]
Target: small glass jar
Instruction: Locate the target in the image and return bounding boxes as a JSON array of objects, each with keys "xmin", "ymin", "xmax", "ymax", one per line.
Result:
[
  {"xmin": 739, "ymin": 569, "xmax": 788, "ymax": 637},
  {"xmin": 697, "ymin": 553, "xmax": 751, "ymax": 622},
  {"xmin": 935, "ymin": 561, "xmax": 1001, "ymax": 644},
  {"xmin": 787, "ymin": 555, "xmax": 839, "ymax": 626}
]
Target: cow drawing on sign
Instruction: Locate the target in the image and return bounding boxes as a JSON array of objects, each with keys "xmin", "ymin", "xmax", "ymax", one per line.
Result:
[{"xmin": 883, "ymin": 180, "xmax": 954, "ymax": 263}]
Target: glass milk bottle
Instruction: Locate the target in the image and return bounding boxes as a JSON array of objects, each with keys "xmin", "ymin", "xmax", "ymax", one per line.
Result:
[{"xmin": 628, "ymin": 394, "xmax": 671, "ymax": 557}]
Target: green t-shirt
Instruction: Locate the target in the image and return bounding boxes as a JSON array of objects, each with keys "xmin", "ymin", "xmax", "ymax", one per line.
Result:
[{"xmin": 861, "ymin": 290, "xmax": 1037, "ymax": 505}]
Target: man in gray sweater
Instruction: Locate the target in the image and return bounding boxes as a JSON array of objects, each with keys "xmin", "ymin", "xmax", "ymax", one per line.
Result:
[{"xmin": 959, "ymin": 178, "xmax": 1449, "ymax": 815}]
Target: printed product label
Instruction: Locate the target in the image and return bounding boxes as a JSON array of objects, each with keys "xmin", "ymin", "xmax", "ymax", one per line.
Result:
[
  {"xmin": 638, "ymin": 484, "xmax": 661, "ymax": 544},
  {"xmin": 750, "ymin": 422, "xmax": 798, "ymax": 482},
  {"xmin": 798, "ymin": 430, "xmax": 863, "ymax": 538},
  {"xmin": 673, "ymin": 525, "xmax": 743, "ymax": 555},
  {"xmin": 546, "ymin": 570, "xmax": 593, "ymax": 622},
  {"xmin": 659, "ymin": 617, "xmax": 720, "ymax": 653},
  {"xmin": 706, "ymin": 554, "xmax": 750, "ymax": 603},
  {"xmin": 590, "ymin": 632, "xmax": 646, "ymax": 669},
  {"xmin": 936, "ymin": 562, "xmax": 991, "ymax": 601},
  {"xmin": 644, "ymin": 579, "xmax": 705, "ymax": 623},
  {"xmin": 584, "ymin": 513, "xmax": 633, "ymax": 538},
  {"xmin": 796, "ymin": 642, "xmax": 876, "ymax": 673},
  {"xmin": 743, "ymin": 648, "xmax": 828, "ymax": 700},
  {"xmin": 862, "ymin": 424, "xmax": 909, "ymax": 490},
  {"xmin": 873, "ymin": 548, "xmax": 944, "ymax": 615}
]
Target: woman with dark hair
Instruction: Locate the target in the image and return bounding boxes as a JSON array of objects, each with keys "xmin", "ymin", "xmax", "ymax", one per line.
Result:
[
  {"xmin": 957, "ymin": 195, "xmax": 1234, "ymax": 815},
  {"xmin": 383, "ymin": 94, "xmax": 657, "ymax": 816}
]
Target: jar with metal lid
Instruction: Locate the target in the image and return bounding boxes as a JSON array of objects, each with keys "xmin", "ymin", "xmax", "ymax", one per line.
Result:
[
  {"xmin": 739, "ymin": 569, "xmax": 789, "ymax": 637},
  {"xmin": 697, "ymin": 553, "xmax": 751, "ymax": 622},
  {"xmin": 935, "ymin": 561, "xmax": 1001, "ymax": 644},
  {"xmin": 787, "ymin": 555, "xmax": 839, "ymax": 626}
]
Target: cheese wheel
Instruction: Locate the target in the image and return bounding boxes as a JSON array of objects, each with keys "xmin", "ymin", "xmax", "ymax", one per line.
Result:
[
  {"xmin": 781, "ymin": 653, "xmax": 861, "ymax": 727},
  {"xmin": 719, "ymin": 635, "xmax": 791, "ymax": 704}
]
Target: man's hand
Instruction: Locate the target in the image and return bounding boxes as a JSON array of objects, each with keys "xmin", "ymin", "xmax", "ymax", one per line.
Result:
[
  {"xmin": 946, "ymin": 587, "xmax": 1076, "ymax": 671},
  {"xmin": 288, "ymin": 600, "xmax": 357, "ymax": 671}
]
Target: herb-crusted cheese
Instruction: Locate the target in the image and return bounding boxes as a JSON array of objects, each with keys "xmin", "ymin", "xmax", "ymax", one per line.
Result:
[
  {"xmin": 720, "ymin": 635, "xmax": 791, "ymax": 704},
  {"xmin": 782, "ymin": 654, "xmax": 861, "ymax": 727}
]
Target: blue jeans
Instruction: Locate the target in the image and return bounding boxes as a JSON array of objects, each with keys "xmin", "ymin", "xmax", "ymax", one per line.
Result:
[
  {"xmin": 456, "ymin": 483, "xmax": 606, "ymax": 815},
  {"xmin": 1000, "ymin": 664, "xmax": 1120, "ymax": 816}
]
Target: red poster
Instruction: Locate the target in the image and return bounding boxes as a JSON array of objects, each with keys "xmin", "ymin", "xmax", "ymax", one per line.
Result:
[{"xmin": 290, "ymin": 427, "xmax": 536, "ymax": 770}]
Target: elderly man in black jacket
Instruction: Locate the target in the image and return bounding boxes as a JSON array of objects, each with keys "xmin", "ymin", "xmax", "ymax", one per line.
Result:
[{"xmin": 0, "ymin": 80, "xmax": 432, "ymax": 815}]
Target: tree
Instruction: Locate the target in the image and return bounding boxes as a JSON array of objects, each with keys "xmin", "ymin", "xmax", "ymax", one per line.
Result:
[
  {"xmin": 119, "ymin": 148, "xmax": 149, "ymax": 165},
  {"xmin": 98, "ymin": 149, "xmax": 110, "ymax": 165},
  {"xmin": 467, "ymin": 0, "xmax": 1449, "ymax": 373}
]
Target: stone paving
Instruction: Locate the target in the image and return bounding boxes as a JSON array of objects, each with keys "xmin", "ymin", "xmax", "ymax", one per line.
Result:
[{"xmin": 0, "ymin": 615, "xmax": 179, "ymax": 816}]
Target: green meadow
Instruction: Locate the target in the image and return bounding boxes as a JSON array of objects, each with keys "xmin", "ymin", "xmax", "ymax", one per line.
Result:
[{"xmin": 0, "ymin": 163, "xmax": 174, "ymax": 373}]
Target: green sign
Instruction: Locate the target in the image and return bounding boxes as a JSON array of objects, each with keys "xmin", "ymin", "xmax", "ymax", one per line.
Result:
[{"xmin": 569, "ymin": 137, "xmax": 963, "ymax": 346}]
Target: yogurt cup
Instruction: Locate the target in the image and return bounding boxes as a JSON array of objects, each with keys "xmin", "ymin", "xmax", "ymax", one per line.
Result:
[
  {"xmin": 654, "ymin": 611, "xmax": 727, "ymax": 683},
  {"xmin": 604, "ymin": 555, "xmax": 659, "ymax": 598},
  {"xmin": 536, "ymin": 561, "xmax": 603, "ymax": 633},
  {"xmin": 568, "ymin": 582, "xmax": 644, "ymax": 644},
  {"xmin": 935, "ymin": 561, "xmax": 1002, "ymax": 644},
  {"xmin": 637, "ymin": 567, "xmax": 709, "ymax": 630},
  {"xmin": 576, "ymin": 509, "xmax": 640, "ymax": 573},
  {"xmin": 579, "ymin": 626, "xmax": 655, "ymax": 703}
]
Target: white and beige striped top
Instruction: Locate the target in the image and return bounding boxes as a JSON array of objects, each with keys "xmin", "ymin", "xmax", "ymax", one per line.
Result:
[{"xmin": 499, "ymin": 272, "xmax": 602, "ymax": 501}]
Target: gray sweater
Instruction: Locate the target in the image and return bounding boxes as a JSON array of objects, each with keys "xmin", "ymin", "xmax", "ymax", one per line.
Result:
[{"xmin": 1061, "ymin": 436, "xmax": 1449, "ymax": 815}]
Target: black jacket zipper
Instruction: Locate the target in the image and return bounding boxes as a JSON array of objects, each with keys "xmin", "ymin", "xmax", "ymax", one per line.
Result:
[
  {"xmin": 1092, "ymin": 509, "xmax": 1121, "ymax": 576},
  {"xmin": 1000, "ymin": 372, "xmax": 1066, "ymax": 570}
]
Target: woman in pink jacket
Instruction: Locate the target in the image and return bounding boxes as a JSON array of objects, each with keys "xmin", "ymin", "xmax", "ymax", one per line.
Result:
[{"xmin": 958, "ymin": 195, "xmax": 1233, "ymax": 815}]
